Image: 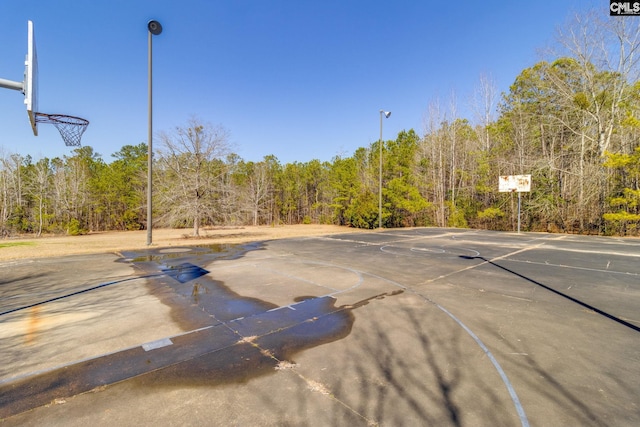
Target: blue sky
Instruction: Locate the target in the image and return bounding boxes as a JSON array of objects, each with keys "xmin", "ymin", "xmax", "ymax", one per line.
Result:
[{"xmin": 1, "ymin": 0, "xmax": 596, "ymax": 164}]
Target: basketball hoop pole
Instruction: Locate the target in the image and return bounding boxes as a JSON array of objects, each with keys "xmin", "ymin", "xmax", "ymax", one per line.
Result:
[
  {"xmin": 510, "ymin": 188, "xmax": 521, "ymax": 233},
  {"xmin": 0, "ymin": 78, "xmax": 23, "ymax": 92},
  {"xmin": 517, "ymin": 191, "xmax": 521, "ymax": 234}
]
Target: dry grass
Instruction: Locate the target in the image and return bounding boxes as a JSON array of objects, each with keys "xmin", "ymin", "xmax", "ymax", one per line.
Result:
[{"xmin": 0, "ymin": 225, "xmax": 367, "ymax": 262}]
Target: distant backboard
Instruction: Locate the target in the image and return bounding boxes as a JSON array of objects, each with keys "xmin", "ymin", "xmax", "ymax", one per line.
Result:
[
  {"xmin": 499, "ymin": 175, "xmax": 531, "ymax": 193},
  {"xmin": 24, "ymin": 20, "xmax": 38, "ymax": 136}
]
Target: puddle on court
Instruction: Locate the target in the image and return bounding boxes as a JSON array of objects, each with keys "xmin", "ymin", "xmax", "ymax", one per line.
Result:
[
  {"xmin": 122, "ymin": 243, "xmax": 405, "ymax": 389},
  {"xmin": 168, "ymin": 275, "xmax": 278, "ymax": 323},
  {"xmin": 123, "ymin": 242, "xmax": 263, "ymax": 263},
  {"xmin": 133, "ymin": 292, "xmax": 403, "ymax": 389}
]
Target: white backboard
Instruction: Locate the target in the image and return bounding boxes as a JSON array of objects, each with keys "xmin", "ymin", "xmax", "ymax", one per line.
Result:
[
  {"xmin": 24, "ymin": 20, "xmax": 38, "ymax": 136},
  {"xmin": 499, "ymin": 175, "xmax": 531, "ymax": 193}
]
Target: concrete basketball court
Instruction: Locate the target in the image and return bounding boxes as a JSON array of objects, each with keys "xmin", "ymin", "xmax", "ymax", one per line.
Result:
[{"xmin": 0, "ymin": 228, "xmax": 639, "ymax": 426}]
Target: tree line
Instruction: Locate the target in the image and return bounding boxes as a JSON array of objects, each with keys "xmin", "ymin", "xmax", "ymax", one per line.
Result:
[{"xmin": 1, "ymin": 10, "xmax": 639, "ymax": 237}]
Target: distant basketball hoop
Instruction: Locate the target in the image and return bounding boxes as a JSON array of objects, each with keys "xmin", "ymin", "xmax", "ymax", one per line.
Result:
[
  {"xmin": 498, "ymin": 174, "xmax": 532, "ymax": 234},
  {"xmin": 34, "ymin": 113, "xmax": 89, "ymax": 147}
]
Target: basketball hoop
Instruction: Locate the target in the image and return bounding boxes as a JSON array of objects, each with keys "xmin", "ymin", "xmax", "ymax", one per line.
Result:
[{"xmin": 35, "ymin": 113, "xmax": 89, "ymax": 147}]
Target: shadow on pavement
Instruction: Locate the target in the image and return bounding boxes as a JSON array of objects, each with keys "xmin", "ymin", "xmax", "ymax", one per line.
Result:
[{"xmin": 459, "ymin": 255, "xmax": 640, "ymax": 334}]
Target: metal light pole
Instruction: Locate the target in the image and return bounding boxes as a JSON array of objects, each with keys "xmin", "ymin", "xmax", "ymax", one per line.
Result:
[
  {"xmin": 147, "ymin": 20, "xmax": 162, "ymax": 246},
  {"xmin": 379, "ymin": 110, "xmax": 391, "ymax": 229}
]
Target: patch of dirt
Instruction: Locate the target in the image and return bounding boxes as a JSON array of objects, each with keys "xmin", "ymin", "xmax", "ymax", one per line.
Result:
[{"xmin": 0, "ymin": 225, "xmax": 368, "ymax": 262}]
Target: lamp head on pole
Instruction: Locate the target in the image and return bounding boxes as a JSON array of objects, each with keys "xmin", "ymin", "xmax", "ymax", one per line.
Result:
[
  {"xmin": 148, "ymin": 20, "xmax": 163, "ymax": 35},
  {"xmin": 381, "ymin": 110, "xmax": 391, "ymax": 118}
]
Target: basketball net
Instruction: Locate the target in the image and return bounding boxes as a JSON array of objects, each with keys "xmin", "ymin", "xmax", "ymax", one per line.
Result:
[{"xmin": 35, "ymin": 113, "xmax": 89, "ymax": 147}]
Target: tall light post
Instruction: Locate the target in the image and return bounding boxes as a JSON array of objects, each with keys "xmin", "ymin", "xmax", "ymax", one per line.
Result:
[
  {"xmin": 379, "ymin": 110, "xmax": 391, "ymax": 229},
  {"xmin": 147, "ymin": 20, "xmax": 162, "ymax": 246}
]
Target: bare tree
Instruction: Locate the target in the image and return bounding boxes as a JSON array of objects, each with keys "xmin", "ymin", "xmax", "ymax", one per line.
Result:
[
  {"xmin": 556, "ymin": 10, "xmax": 640, "ymax": 156},
  {"xmin": 420, "ymin": 99, "xmax": 446, "ymax": 227},
  {"xmin": 0, "ymin": 151, "xmax": 14, "ymax": 236},
  {"xmin": 420, "ymin": 95, "xmax": 466, "ymax": 227},
  {"xmin": 156, "ymin": 117, "xmax": 230, "ymax": 236},
  {"xmin": 472, "ymin": 73, "xmax": 498, "ymax": 152},
  {"xmin": 244, "ymin": 162, "xmax": 271, "ymax": 226},
  {"xmin": 29, "ymin": 158, "xmax": 52, "ymax": 236}
]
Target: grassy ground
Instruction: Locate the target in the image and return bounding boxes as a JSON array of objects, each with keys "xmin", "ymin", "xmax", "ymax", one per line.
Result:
[{"xmin": 0, "ymin": 225, "xmax": 367, "ymax": 262}]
